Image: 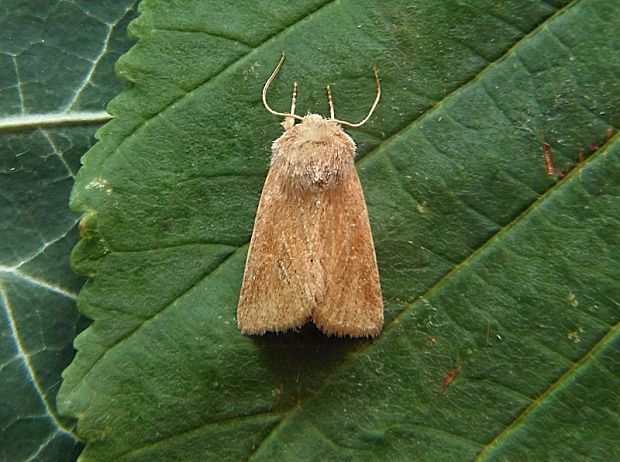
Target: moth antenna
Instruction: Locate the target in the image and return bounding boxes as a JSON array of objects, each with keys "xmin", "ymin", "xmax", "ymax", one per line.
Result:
[
  {"xmin": 326, "ymin": 85, "xmax": 335, "ymax": 119},
  {"xmin": 333, "ymin": 65, "xmax": 381, "ymax": 128},
  {"xmin": 282, "ymin": 82, "xmax": 298, "ymax": 130},
  {"xmin": 290, "ymin": 82, "xmax": 298, "ymax": 115},
  {"xmin": 262, "ymin": 53, "xmax": 304, "ymax": 123}
]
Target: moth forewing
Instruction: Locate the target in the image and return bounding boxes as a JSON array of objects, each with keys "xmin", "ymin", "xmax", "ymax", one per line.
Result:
[
  {"xmin": 236, "ymin": 165, "xmax": 316, "ymax": 335},
  {"xmin": 237, "ymin": 55, "xmax": 383, "ymax": 337}
]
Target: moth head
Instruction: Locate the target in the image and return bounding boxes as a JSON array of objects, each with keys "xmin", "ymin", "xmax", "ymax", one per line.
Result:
[
  {"xmin": 271, "ymin": 113, "xmax": 357, "ymax": 190},
  {"xmin": 262, "ymin": 54, "xmax": 380, "ymax": 131},
  {"xmin": 295, "ymin": 114, "xmax": 343, "ymax": 142}
]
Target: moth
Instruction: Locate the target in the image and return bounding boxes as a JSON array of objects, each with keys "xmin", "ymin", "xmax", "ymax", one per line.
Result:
[{"xmin": 237, "ymin": 55, "xmax": 383, "ymax": 337}]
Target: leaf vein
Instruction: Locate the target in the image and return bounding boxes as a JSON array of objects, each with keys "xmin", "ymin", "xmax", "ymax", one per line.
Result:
[
  {"xmin": 151, "ymin": 26, "xmax": 255, "ymax": 49},
  {"xmin": 63, "ymin": 5, "xmax": 135, "ymax": 112},
  {"xmin": 74, "ymin": 245, "xmax": 244, "ymax": 389},
  {"xmin": 0, "ymin": 282, "xmax": 74, "ymax": 436},
  {"xmin": 384, "ymin": 423, "xmax": 484, "ymax": 451},
  {"xmin": 0, "ymin": 267, "xmax": 78, "ymax": 299},
  {"xmin": 357, "ymin": 0, "xmax": 580, "ymax": 170},
  {"xmin": 475, "ymin": 321, "xmax": 620, "ymax": 460},
  {"xmin": 117, "ymin": 411, "xmax": 281, "ymax": 460}
]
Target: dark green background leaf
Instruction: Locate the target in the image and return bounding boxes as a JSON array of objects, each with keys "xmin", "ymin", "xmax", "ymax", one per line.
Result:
[
  {"xmin": 0, "ymin": 1, "xmax": 138, "ymax": 460},
  {"xmin": 55, "ymin": 0, "xmax": 620, "ymax": 460}
]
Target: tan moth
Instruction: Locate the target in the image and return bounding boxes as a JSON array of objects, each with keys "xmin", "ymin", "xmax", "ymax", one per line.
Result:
[{"xmin": 237, "ymin": 54, "xmax": 383, "ymax": 337}]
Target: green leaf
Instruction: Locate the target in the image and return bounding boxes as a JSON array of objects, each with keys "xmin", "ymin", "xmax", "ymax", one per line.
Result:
[
  {"xmin": 59, "ymin": 0, "xmax": 619, "ymax": 460},
  {"xmin": 0, "ymin": 1, "xmax": 138, "ymax": 460}
]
